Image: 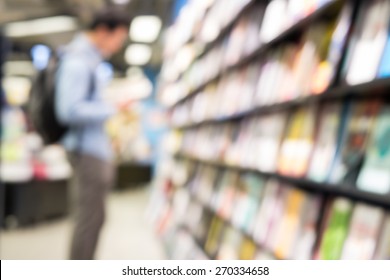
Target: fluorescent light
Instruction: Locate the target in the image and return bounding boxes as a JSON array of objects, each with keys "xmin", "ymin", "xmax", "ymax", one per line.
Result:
[
  {"xmin": 4, "ymin": 16, "xmax": 78, "ymax": 38},
  {"xmin": 130, "ymin": 16, "xmax": 162, "ymax": 43},
  {"xmin": 112, "ymin": 0, "xmax": 131, "ymax": 4},
  {"xmin": 125, "ymin": 44, "xmax": 152, "ymax": 65}
]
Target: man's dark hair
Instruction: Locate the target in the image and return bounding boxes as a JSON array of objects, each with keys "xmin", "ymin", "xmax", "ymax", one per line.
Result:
[{"xmin": 89, "ymin": 7, "xmax": 131, "ymax": 31}]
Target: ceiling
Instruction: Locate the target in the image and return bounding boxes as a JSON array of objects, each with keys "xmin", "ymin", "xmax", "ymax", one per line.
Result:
[{"xmin": 0, "ymin": 0, "xmax": 176, "ymax": 71}]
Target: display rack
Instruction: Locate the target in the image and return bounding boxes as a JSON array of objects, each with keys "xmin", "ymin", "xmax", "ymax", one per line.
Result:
[
  {"xmin": 176, "ymin": 153, "xmax": 390, "ymax": 210},
  {"xmin": 156, "ymin": 0, "xmax": 390, "ymax": 260},
  {"xmin": 180, "ymin": 225, "xmax": 213, "ymax": 259},
  {"xmin": 1, "ymin": 64, "xmax": 71, "ymax": 228},
  {"xmin": 171, "ymin": 0, "xmax": 342, "ymax": 107},
  {"xmin": 174, "ymin": 77, "xmax": 390, "ymax": 129},
  {"xmin": 181, "ymin": 192, "xmax": 281, "ymax": 260},
  {"xmin": 179, "ymin": 0, "xmax": 257, "ymax": 63}
]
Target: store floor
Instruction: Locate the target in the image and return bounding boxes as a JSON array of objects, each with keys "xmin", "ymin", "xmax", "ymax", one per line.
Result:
[{"xmin": 0, "ymin": 186, "xmax": 166, "ymax": 260}]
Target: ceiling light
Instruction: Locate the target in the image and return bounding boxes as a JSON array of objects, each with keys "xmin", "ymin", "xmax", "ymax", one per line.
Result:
[
  {"xmin": 130, "ymin": 16, "xmax": 162, "ymax": 43},
  {"xmin": 4, "ymin": 16, "xmax": 78, "ymax": 38},
  {"xmin": 125, "ymin": 44, "xmax": 152, "ymax": 65},
  {"xmin": 112, "ymin": 0, "xmax": 131, "ymax": 4}
]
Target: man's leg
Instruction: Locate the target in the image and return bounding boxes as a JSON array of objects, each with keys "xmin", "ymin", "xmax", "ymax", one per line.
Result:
[{"xmin": 69, "ymin": 153, "xmax": 115, "ymax": 260}]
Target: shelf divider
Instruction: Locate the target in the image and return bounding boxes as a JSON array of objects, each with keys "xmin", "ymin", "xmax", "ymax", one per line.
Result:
[{"xmin": 172, "ymin": 77, "xmax": 390, "ymax": 129}]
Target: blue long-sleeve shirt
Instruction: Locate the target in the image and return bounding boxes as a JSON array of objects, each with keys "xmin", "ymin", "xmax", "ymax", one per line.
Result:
[{"xmin": 55, "ymin": 34, "xmax": 116, "ymax": 161}]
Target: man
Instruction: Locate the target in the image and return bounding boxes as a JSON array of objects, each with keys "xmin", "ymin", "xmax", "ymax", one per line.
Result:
[{"xmin": 55, "ymin": 8, "xmax": 130, "ymax": 260}]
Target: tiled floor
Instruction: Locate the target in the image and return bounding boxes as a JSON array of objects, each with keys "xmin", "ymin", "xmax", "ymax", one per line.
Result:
[{"xmin": 0, "ymin": 186, "xmax": 166, "ymax": 260}]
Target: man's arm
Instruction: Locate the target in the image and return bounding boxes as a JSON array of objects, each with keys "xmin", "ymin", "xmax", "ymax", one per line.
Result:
[{"xmin": 55, "ymin": 57, "xmax": 116, "ymax": 126}]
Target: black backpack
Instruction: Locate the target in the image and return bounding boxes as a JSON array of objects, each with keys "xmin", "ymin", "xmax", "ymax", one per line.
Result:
[
  {"xmin": 28, "ymin": 51, "xmax": 94, "ymax": 146},
  {"xmin": 27, "ymin": 52, "xmax": 68, "ymax": 145}
]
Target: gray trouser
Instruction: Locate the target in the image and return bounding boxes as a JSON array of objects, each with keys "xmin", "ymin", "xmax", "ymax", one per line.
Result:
[{"xmin": 67, "ymin": 153, "xmax": 115, "ymax": 260}]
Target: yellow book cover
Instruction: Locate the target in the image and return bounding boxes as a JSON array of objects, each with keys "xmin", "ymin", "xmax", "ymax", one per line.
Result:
[
  {"xmin": 239, "ymin": 237, "xmax": 257, "ymax": 260},
  {"xmin": 205, "ymin": 216, "xmax": 225, "ymax": 257},
  {"xmin": 274, "ymin": 189, "xmax": 306, "ymax": 259},
  {"xmin": 278, "ymin": 107, "xmax": 315, "ymax": 176}
]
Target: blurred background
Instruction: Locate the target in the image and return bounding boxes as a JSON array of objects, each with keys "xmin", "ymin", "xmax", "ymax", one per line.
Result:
[{"xmin": 1, "ymin": 0, "xmax": 390, "ymax": 260}]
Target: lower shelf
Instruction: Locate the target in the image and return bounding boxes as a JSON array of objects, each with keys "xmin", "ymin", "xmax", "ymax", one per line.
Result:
[
  {"xmin": 183, "ymin": 192, "xmax": 281, "ymax": 260},
  {"xmin": 3, "ymin": 179, "xmax": 69, "ymax": 228},
  {"xmin": 115, "ymin": 162, "xmax": 152, "ymax": 189},
  {"xmin": 176, "ymin": 153, "xmax": 390, "ymax": 209}
]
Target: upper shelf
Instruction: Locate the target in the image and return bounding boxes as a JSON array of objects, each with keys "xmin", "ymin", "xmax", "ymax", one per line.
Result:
[{"xmin": 170, "ymin": 0, "xmax": 342, "ymax": 108}]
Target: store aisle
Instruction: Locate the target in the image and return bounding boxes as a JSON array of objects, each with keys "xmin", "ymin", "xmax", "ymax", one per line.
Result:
[{"xmin": 0, "ymin": 186, "xmax": 166, "ymax": 260}]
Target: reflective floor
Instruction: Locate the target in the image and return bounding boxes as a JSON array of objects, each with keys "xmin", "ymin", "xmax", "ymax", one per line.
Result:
[{"xmin": 0, "ymin": 186, "xmax": 166, "ymax": 260}]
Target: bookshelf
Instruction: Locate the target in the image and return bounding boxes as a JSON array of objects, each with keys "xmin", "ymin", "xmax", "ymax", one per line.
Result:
[
  {"xmin": 173, "ymin": 77, "xmax": 390, "ymax": 129},
  {"xmin": 155, "ymin": 0, "xmax": 390, "ymax": 260},
  {"xmin": 175, "ymin": 153, "xmax": 390, "ymax": 210},
  {"xmin": 180, "ymin": 0, "xmax": 257, "ymax": 65},
  {"xmin": 169, "ymin": 0, "xmax": 342, "ymax": 107},
  {"xmin": 180, "ymin": 225, "xmax": 213, "ymax": 259},
  {"xmin": 186, "ymin": 191, "xmax": 281, "ymax": 260}
]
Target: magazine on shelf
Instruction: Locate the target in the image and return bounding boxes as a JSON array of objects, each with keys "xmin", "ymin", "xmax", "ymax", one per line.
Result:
[
  {"xmin": 253, "ymin": 179, "xmax": 283, "ymax": 245},
  {"xmin": 378, "ymin": 25, "xmax": 390, "ymax": 78},
  {"xmin": 255, "ymin": 113, "xmax": 288, "ymax": 172},
  {"xmin": 357, "ymin": 105, "xmax": 390, "ymax": 194},
  {"xmin": 224, "ymin": 17, "xmax": 248, "ymax": 67},
  {"xmin": 239, "ymin": 64, "xmax": 261, "ymax": 112},
  {"xmin": 311, "ymin": 3, "xmax": 353, "ymax": 93},
  {"xmin": 231, "ymin": 173, "xmax": 266, "ymax": 233},
  {"xmin": 238, "ymin": 118, "xmax": 257, "ymax": 168},
  {"xmin": 239, "ymin": 237, "xmax": 258, "ymax": 260},
  {"xmin": 345, "ymin": 0, "xmax": 390, "ymax": 85},
  {"xmin": 217, "ymin": 226, "xmax": 243, "ymax": 260},
  {"xmin": 194, "ymin": 205, "xmax": 213, "ymax": 245},
  {"xmin": 185, "ymin": 200, "xmax": 204, "ymax": 233},
  {"xmin": 255, "ymin": 249, "xmax": 277, "ymax": 260},
  {"xmin": 263, "ymin": 183, "xmax": 290, "ymax": 251},
  {"xmin": 197, "ymin": 166, "xmax": 219, "ymax": 206},
  {"xmin": 224, "ymin": 120, "xmax": 244, "ymax": 166},
  {"xmin": 274, "ymin": 44, "xmax": 300, "ymax": 102},
  {"xmin": 341, "ymin": 203, "xmax": 385, "ymax": 260},
  {"xmin": 292, "ymin": 194, "xmax": 322, "ymax": 260},
  {"xmin": 243, "ymin": 5, "xmax": 266, "ymax": 55},
  {"xmin": 253, "ymin": 180, "xmax": 288, "ymax": 249},
  {"xmin": 307, "ymin": 103, "xmax": 342, "ymax": 182},
  {"xmin": 205, "ymin": 216, "xmax": 225, "ymax": 257},
  {"xmin": 374, "ymin": 213, "xmax": 390, "ymax": 259},
  {"xmin": 318, "ymin": 198, "xmax": 353, "ymax": 260},
  {"xmin": 291, "ymin": 23, "xmax": 331, "ymax": 98},
  {"xmin": 273, "ymin": 188, "xmax": 307, "ymax": 259},
  {"xmin": 329, "ymin": 101, "xmax": 381, "ymax": 185},
  {"xmin": 256, "ymin": 48, "xmax": 286, "ymax": 105},
  {"xmin": 278, "ymin": 106, "xmax": 316, "ymax": 177},
  {"xmin": 259, "ymin": 0, "xmax": 288, "ymax": 43},
  {"xmin": 211, "ymin": 171, "xmax": 239, "ymax": 220}
]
